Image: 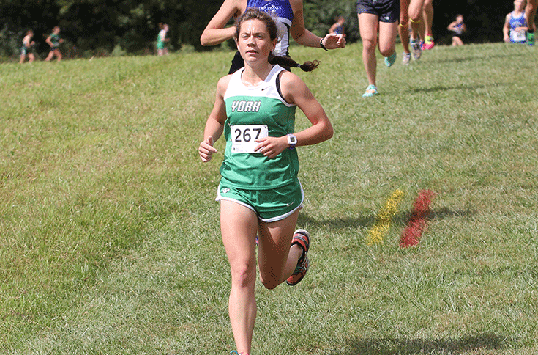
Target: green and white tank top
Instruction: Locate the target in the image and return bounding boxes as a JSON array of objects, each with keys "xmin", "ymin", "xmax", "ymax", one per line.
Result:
[
  {"xmin": 50, "ymin": 33, "xmax": 60, "ymax": 48},
  {"xmin": 221, "ymin": 65, "xmax": 298, "ymax": 190}
]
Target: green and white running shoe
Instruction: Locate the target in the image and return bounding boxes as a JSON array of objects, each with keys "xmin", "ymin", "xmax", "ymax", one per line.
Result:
[
  {"xmin": 362, "ymin": 84, "xmax": 378, "ymax": 98},
  {"xmin": 384, "ymin": 52, "xmax": 396, "ymax": 67}
]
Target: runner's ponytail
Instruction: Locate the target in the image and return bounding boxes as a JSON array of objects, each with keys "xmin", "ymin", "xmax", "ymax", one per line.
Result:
[
  {"xmin": 235, "ymin": 9, "xmax": 320, "ymax": 72},
  {"xmin": 269, "ymin": 54, "xmax": 320, "ymax": 72}
]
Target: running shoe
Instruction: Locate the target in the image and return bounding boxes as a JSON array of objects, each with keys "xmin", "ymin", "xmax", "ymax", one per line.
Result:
[
  {"xmin": 402, "ymin": 52, "xmax": 411, "ymax": 65},
  {"xmin": 412, "ymin": 40, "xmax": 422, "ymax": 60},
  {"xmin": 362, "ymin": 84, "xmax": 378, "ymax": 98},
  {"xmin": 528, "ymin": 31, "xmax": 535, "ymax": 46},
  {"xmin": 286, "ymin": 230, "xmax": 310, "ymax": 286},
  {"xmin": 384, "ymin": 52, "xmax": 396, "ymax": 67},
  {"xmin": 423, "ymin": 35, "xmax": 435, "ymax": 50}
]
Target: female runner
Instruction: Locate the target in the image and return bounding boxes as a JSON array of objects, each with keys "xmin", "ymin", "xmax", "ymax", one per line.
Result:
[
  {"xmin": 201, "ymin": 0, "xmax": 345, "ymax": 73},
  {"xmin": 357, "ymin": 0, "xmax": 400, "ymax": 97},
  {"xmin": 198, "ymin": 8, "xmax": 333, "ymax": 355}
]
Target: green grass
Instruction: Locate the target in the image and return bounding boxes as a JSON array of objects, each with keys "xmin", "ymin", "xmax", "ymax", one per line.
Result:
[{"xmin": 1, "ymin": 43, "xmax": 537, "ymax": 354}]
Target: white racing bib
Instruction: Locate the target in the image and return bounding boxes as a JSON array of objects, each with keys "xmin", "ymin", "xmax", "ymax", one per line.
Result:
[{"xmin": 231, "ymin": 125, "xmax": 269, "ymax": 153}]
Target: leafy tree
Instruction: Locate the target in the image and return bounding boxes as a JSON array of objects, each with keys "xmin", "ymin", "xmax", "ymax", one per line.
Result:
[
  {"xmin": 0, "ymin": 0, "xmax": 520, "ymax": 58},
  {"xmin": 0, "ymin": 0, "xmax": 60, "ymax": 56}
]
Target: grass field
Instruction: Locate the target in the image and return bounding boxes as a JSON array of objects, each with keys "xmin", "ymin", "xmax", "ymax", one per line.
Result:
[{"xmin": 1, "ymin": 42, "xmax": 538, "ymax": 355}]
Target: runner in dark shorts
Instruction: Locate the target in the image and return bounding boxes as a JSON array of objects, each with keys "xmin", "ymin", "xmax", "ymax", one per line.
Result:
[
  {"xmin": 356, "ymin": 0, "xmax": 400, "ymax": 97},
  {"xmin": 357, "ymin": 0, "xmax": 400, "ymax": 23}
]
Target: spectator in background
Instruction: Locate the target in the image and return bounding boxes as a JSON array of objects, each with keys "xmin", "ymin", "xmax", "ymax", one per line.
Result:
[
  {"xmin": 157, "ymin": 23, "xmax": 170, "ymax": 56},
  {"xmin": 45, "ymin": 26, "xmax": 63, "ymax": 62},
  {"xmin": 447, "ymin": 14, "xmax": 466, "ymax": 46},
  {"xmin": 20, "ymin": 29, "xmax": 36, "ymax": 64},
  {"xmin": 504, "ymin": 0, "xmax": 528, "ymax": 44},
  {"xmin": 526, "ymin": 0, "xmax": 536, "ymax": 44},
  {"xmin": 329, "ymin": 15, "xmax": 345, "ymax": 35}
]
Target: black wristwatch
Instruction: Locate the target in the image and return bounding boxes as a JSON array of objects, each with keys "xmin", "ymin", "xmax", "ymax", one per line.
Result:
[{"xmin": 320, "ymin": 38, "xmax": 328, "ymax": 51}]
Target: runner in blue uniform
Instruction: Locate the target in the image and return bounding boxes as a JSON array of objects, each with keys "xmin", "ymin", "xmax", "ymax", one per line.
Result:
[
  {"xmin": 198, "ymin": 9, "xmax": 333, "ymax": 355},
  {"xmin": 201, "ymin": 0, "xmax": 345, "ymax": 73},
  {"xmin": 330, "ymin": 15, "xmax": 346, "ymax": 35},
  {"xmin": 447, "ymin": 14, "xmax": 466, "ymax": 46},
  {"xmin": 504, "ymin": 0, "xmax": 528, "ymax": 43}
]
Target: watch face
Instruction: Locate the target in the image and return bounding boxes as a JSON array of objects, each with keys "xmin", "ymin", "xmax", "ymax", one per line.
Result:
[{"xmin": 288, "ymin": 135, "xmax": 297, "ymax": 145}]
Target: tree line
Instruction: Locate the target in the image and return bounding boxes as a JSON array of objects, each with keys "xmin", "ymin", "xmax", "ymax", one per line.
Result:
[{"xmin": 0, "ymin": 0, "xmax": 515, "ymax": 58}]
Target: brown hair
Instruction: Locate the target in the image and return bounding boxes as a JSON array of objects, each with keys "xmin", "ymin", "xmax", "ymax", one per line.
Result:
[{"xmin": 234, "ymin": 8, "xmax": 319, "ymax": 72}]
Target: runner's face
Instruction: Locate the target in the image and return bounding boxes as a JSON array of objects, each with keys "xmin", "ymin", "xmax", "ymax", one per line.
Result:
[{"xmin": 236, "ymin": 19, "xmax": 276, "ymax": 63}]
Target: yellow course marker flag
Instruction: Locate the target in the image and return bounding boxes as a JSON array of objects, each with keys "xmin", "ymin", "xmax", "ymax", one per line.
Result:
[{"xmin": 366, "ymin": 189, "xmax": 404, "ymax": 245}]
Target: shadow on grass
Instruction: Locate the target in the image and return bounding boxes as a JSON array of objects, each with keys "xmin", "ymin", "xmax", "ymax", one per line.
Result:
[
  {"xmin": 412, "ymin": 84, "xmax": 487, "ymax": 93},
  {"xmin": 338, "ymin": 333, "xmax": 509, "ymax": 355},
  {"xmin": 429, "ymin": 207, "xmax": 474, "ymax": 221},
  {"xmin": 429, "ymin": 52, "xmax": 526, "ymax": 64},
  {"xmin": 298, "ymin": 208, "xmax": 475, "ymax": 232},
  {"xmin": 412, "ymin": 81, "xmax": 511, "ymax": 93}
]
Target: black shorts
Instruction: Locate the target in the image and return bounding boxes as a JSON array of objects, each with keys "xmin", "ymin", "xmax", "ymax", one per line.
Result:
[
  {"xmin": 21, "ymin": 47, "xmax": 35, "ymax": 56},
  {"xmin": 356, "ymin": 0, "xmax": 400, "ymax": 23}
]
